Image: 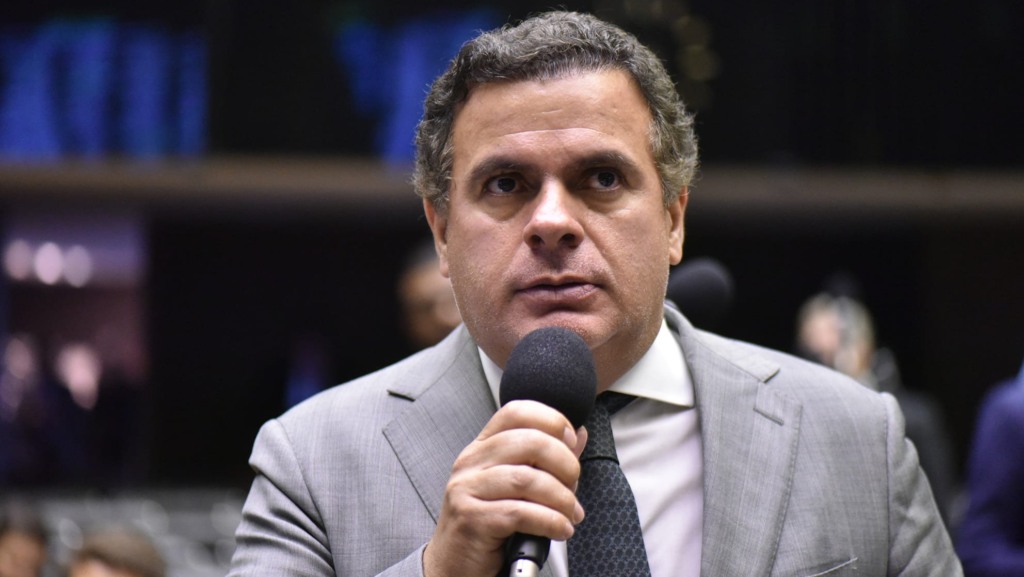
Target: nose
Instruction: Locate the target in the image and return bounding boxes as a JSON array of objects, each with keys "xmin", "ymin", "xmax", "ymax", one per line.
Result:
[{"xmin": 523, "ymin": 181, "xmax": 584, "ymax": 251}]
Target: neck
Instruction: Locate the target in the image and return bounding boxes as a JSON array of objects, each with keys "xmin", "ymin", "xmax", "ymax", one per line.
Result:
[{"xmin": 591, "ymin": 322, "xmax": 661, "ymax": 394}]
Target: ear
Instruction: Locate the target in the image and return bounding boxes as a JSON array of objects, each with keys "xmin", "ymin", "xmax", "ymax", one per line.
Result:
[
  {"xmin": 423, "ymin": 199, "xmax": 451, "ymax": 277},
  {"xmin": 667, "ymin": 187, "xmax": 688, "ymax": 266}
]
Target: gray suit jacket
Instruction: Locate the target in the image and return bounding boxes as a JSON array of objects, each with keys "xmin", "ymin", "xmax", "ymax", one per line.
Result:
[{"xmin": 230, "ymin": 306, "xmax": 962, "ymax": 576}]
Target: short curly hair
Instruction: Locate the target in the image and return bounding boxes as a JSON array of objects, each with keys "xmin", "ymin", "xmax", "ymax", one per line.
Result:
[{"xmin": 413, "ymin": 11, "xmax": 699, "ymax": 212}]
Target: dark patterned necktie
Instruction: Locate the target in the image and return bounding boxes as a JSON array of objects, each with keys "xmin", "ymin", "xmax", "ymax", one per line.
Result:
[{"xmin": 568, "ymin": 392, "xmax": 652, "ymax": 576}]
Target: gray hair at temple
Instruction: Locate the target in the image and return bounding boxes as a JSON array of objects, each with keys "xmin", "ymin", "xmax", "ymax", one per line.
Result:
[{"xmin": 413, "ymin": 11, "xmax": 699, "ymax": 212}]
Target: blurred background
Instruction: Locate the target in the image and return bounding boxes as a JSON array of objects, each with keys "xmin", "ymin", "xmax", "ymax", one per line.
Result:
[{"xmin": 0, "ymin": 0, "xmax": 1021, "ymax": 575}]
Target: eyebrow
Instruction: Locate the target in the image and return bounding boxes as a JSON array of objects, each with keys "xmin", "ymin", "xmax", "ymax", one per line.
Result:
[
  {"xmin": 465, "ymin": 150, "xmax": 646, "ymax": 186},
  {"xmin": 465, "ymin": 156, "xmax": 526, "ymax": 188},
  {"xmin": 567, "ymin": 150, "xmax": 645, "ymax": 177}
]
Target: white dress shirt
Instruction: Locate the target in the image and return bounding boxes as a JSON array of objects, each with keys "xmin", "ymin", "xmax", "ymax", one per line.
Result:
[{"xmin": 481, "ymin": 320, "xmax": 703, "ymax": 577}]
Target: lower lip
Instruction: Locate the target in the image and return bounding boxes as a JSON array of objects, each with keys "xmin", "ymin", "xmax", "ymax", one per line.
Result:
[{"xmin": 517, "ymin": 283, "xmax": 599, "ymax": 307}]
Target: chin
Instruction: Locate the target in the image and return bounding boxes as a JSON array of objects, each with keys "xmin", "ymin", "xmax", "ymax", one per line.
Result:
[{"xmin": 525, "ymin": 313, "xmax": 614, "ymax": 347}]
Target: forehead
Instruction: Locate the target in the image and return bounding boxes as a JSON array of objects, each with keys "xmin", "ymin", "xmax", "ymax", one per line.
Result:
[{"xmin": 450, "ymin": 69, "xmax": 654, "ymax": 168}]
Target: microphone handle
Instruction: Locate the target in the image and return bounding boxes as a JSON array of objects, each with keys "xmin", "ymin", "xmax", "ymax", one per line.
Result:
[{"xmin": 506, "ymin": 532, "xmax": 549, "ymax": 577}]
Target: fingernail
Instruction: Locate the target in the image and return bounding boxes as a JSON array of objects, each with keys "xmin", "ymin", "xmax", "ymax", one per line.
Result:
[
  {"xmin": 562, "ymin": 425, "xmax": 576, "ymax": 447},
  {"xmin": 561, "ymin": 522, "xmax": 575, "ymax": 541},
  {"xmin": 572, "ymin": 427, "xmax": 588, "ymax": 458},
  {"xmin": 573, "ymin": 502, "xmax": 585, "ymax": 524}
]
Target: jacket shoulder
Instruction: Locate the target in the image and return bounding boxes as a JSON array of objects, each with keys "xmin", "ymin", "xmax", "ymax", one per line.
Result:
[
  {"xmin": 693, "ymin": 326, "xmax": 887, "ymax": 412},
  {"xmin": 275, "ymin": 325, "xmax": 477, "ymax": 438}
]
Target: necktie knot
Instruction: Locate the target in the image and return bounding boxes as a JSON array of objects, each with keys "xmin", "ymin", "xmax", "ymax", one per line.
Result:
[
  {"xmin": 580, "ymin": 392, "xmax": 634, "ymax": 463},
  {"xmin": 598, "ymin": 391, "xmax": 636, "ymax": 415}
]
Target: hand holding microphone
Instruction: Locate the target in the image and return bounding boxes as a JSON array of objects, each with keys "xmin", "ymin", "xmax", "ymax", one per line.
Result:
[
  {"xmin": 423, "ymin": 327, "xmax": 596, "ymax": 577},
  {"xmin": 500, "ymin": 327, "xmax": 596, "ymax": 576}
]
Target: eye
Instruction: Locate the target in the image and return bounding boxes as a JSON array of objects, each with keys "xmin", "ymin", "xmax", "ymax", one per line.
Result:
[
  {"xmin": 485, "ymin": 175, "xmax": 519, "ymax": 194},
  {"xmin": 589, "ymin": 170, "xmax": 620, "ymax": 189}
]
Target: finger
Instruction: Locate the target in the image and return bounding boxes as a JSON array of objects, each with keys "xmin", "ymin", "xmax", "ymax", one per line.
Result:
[
  {"xmin": 493, "ymin": 498, "xmax": 579, "ymax": 542},
  {"xmin": 460, "ymin": 463, "xmax": 583, "ymax": 523},
  {"xmin": 442, "ymin": 487, "xmax": 579, "ymax": 543},
  {"xmin": 454, "ymin": 428, "xmax": 581, "ymax": 486},
  {"xmin": 568, "ymin": 426, "xmax": 588, "ymax": 494},
  {"xmin": 572, "ymin": 426, "xmax": 588, "ymax": 460},
  {"xmin": 479, "ymin": 400, "xmax": 577, "ymax": 446}
]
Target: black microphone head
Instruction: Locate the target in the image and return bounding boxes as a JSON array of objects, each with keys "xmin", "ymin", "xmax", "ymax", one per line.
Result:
[
  {"xmin": 499, "ymin": 326, "xmax": 596, "ymax": 429},
  {"xmin": 667, "ymin": 256, "xmax": 735, "ymax": 331}
]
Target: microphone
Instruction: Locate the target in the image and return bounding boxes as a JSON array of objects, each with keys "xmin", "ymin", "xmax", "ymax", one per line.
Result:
[
  {"xmin": 499, "ymin": 326, "xmax": 597, "ymax": 577},
  {"xmin": 667, "ymin": 256, "xmax": 735, "ymax": 331}
]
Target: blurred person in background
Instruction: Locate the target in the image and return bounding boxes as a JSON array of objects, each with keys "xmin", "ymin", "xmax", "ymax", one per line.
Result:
[
  {"xmin": 956, "ymin": 360, "xmax": 1024, "ymax": 577},
  {"xmin": 65, "ymin": 528, "xmax": 164, "ymax": 577},
  {"xmin": 795, "ymin": 290, "xmax": 959, "ymax": 527},
  {"xmin": 0, "ymin": 503, "xmax": 48, "ymax": 577},
  {"xmin": 280, "ymin": 242, "xmax": 458, "ymax": 415},
  {"xmin": 283, "ymin": 241, "xmax": 458, "ymax": 414},
  {"xmin": 396, "ymin": 240, "xmax": 461, "ymax": 350},
  {"xmin": 0, "ymin": 334, "xmax": 56, "ymax": 486},
  {"xmin": 2, "ymin": 335, "xmax": 146, "ymax": 490}
]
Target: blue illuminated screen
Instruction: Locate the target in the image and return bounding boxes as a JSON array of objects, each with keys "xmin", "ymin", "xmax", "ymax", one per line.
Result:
[{"xmin": 0, "ymin": 19, "xmax": 205, "ymax": 159}]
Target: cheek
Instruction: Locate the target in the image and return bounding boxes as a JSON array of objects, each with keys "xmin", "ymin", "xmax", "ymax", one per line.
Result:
[
  {"xmin": 608, "ymin": 218, "xmax": 672, "ymax": 293},
  {"xmin": 450, "ymin": 217, "xmax": 518, "ymax": 270},
  {"xmin": 446, "ymin": 243, "xmax": 495, "ymax": 308},
  {"xmin": 613, "ymin": 213, "xmax": 671, "ymax": 262}
]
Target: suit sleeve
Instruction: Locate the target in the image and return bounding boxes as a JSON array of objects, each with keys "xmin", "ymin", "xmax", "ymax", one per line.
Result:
[
  {"xmin": 955, "ymin": 388, "xmax": 1024, "ymax": 577},
  {"xmin": 228, "ymin": 419, "xmax": 428, "ymax": 577},
  {"xmin": 229, "ymin": 419, "xmax": 336, "ymax": 576},
  {"xmin": 882, "ymin": 394, "xmax": 963, "ymax": 576}
]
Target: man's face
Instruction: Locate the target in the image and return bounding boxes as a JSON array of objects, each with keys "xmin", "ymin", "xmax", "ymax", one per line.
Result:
[
  {"xmin": 0, "ymin": 532, "xmax": 46, "ymax": 577},
  {"xmin": 425, "ymin": 69, "xmax": 686, "ymax": 389},
  {"xmin": 399, "ymin": 261, "xmax": 461, "ymax": 349}
]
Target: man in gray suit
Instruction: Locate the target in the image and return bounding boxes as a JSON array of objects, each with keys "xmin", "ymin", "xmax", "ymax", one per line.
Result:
[{"xmin": 230, "ymin": 11, "xmax": 961, "ymax": 577}]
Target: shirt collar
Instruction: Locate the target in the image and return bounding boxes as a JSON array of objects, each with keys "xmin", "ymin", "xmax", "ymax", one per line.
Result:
[{"xmin": 480, "ymin": 320, "xmax": 693, "ymax": 409}]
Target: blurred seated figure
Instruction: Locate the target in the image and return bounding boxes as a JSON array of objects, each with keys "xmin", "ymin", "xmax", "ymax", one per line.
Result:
[
  {"xmin": 956, "ymin": 363, "xmax": 1024, "ymax": 577},
  {"xmin": 66, "ymin": 528, "xmax": 164, "ymax": 577},
  {"xmin": 795, "ymin": 291, "xmax": 959, "ymax": 526},
  {"xmin": 0, "ymin": 503, "xmax": 48, "ymax": 577},
  {"xmin": 396, "ymin": 241, "xmax": 461, "ymax": 350}
]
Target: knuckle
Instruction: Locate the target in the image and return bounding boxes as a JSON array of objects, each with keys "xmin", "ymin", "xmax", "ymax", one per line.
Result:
[
  {"xmin": 501, "ymin": 400, "xmax": 536, "ymax": 424},
  {"xmin": 506, "ymin": 465, "xmax": 536, "ymax": 493},
  {"xmin": 566, "ymin": 458, "xmax": 581, "ymax": 480},
  {"xmin": 452, "ymin": 451, "xmax": 474, "ymax": 471}
]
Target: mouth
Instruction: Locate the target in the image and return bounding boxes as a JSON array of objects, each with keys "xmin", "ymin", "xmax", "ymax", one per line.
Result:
[{"xmin": 516, "ymin": 278, "xmax": 600, "ymax": 305}]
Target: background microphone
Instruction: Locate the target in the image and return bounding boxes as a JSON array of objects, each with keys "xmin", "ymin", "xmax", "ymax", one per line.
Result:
[
  {"xmin": 667, "ymin": 256, "xmax": 735, "ymax": 331},
  {"xmin": 499, "ymin": 326, "xmax": 597, "ymax": 577}
]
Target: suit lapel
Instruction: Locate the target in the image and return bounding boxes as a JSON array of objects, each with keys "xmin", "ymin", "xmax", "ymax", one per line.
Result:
[
  {"xmin": 669, "ymin": 310, "xmax": 802, "ymax": 576},
  {"xmin": 382, "ymin": 328, "xmax": 496, "ymax": 522}
]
